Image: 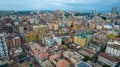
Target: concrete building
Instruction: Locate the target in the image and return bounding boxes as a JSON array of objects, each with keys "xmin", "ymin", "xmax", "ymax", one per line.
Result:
[
  {"xmin": 13, "ymin": 37, "xmax": 21, "ymax": 47},
  {"xmin": 98, "ymin": 52, "xmax": 118, "ymax": 67},
  {"xmin": 41, "ymin": 60, "xmax": 54, "ymax": 67},
  {"xmin": 49, "ymin": 54, "xmax": 69, "ymax": 67},
  {"xmin": 74, "ymin": 33, "xmax": 87, "ymax": 47},
  {"xmin": 63, "ymin": 51, "xmax": 84, "ymax": 64},
  {"xmin": 79, "ymin": 47, "xmax": 96, "ymax": 58},
  {"xmin": 56, "ymin": 60, "xmax": 69, "ymax": 67},
  {"xmin": 24, "ymin": 31, "xmax": 37, "ymax": 42},
  {"xmin": 105, "ymin": 40, "xmax": 120, "ymax": 57},
  {"xmin": 44, "ymin": 37, "xmax": 54, "ymax": 47},
  {"xmin": 53, "ymin": 36, "xmax": 62, "ymax": 46},
  {"xmin": 103, "ymin": 24, "xmax": 112, "ymax": 29},
  {"xmin": 27, "ymin": 42, "xmax": 49, "ymax": 64},
  {"xmin": 111, "ymin": 7, "xmax": 117, "ymax": 14},
  {"xmin": 0, "ymin": 33, "xmax": 9, "ymax": 65},
  {"xmin": 6, "ymin": 36, "xmax": 22, "ymax": 49}
]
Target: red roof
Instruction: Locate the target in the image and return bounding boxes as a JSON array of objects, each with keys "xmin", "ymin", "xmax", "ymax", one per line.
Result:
[
  {"xmin": 49, "ymin": 54, "xmax": 60, "ymax": 61},
  {"xmin": 36, "ymin": 47, "xmax": 46, "ymax": 51},
  {"xmin": 38, "ymin": 52, "xmax": 49, "ymax": 58},
  {"xmin": 27, "ymin": 43, "xmax": 36, "ymax": 54},
  {"xmin": 56, "ymin": 60, "xmax": 69, "ymax": 67}
]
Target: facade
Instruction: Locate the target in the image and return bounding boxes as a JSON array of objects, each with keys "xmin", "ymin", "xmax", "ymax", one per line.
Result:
[
  {"xmin": 41, "ymin": 60, "xmax": 54, "ymax": 67},
  {"xmin": 13, "ymin": 37, "xmax": 21, "ymax": 47},
  {"xmin": 24, "ymin": 31, "xmax": 37, "ymax": 42},
  {"xmin": 74, "ymin": 33, "xmax": 87, "ymax": 47},
  {"xmin": 103, "ymin": 24, "xmax": 112, "ymax": 29},
  {"xmin": 98, "ymin": 52, "xmax": 118, "ymax": 67},
  {"xmin": 79, "ymin": 47, "xmax": 96, "ymax": 58},
  {"xmin": 0, "ymin": 33, "xmax": 9, "ymax": 65},
  {"xmin": 37, "ymin": 25, "xmax": 48, "ymax": 43},
  {"xmin": 105, "ymin": 40, "xmax": 120, "ymax": 57},
  {"xmin": 111, "ymin": 7, "xmax": 117, "ymax": 14},
  {"xmin": 44, "ymin": 38, "xmax": 54, "ymax": 47},
  {"xmin": 0, "ymin": 33, "xmax": 8, "ymax": 57},
  {"xmin": 49, "ymin": 54, "xmax": 69, "ymax": 67},
  {"xmin": 53, "ymin": 36, "xmax": 62, "ymax": 46},
  {"xmin": 27, "ymin": 42, "xmax": 49, "ymax": 64},
  {"xmin": 63, "ymin": 51, "xmax": 84, "ymax": 64}
]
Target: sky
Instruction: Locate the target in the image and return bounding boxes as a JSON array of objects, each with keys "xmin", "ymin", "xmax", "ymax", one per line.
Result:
[{"xmin": 0, "ymin": 0, "xmax": 120, "ymax": 11}]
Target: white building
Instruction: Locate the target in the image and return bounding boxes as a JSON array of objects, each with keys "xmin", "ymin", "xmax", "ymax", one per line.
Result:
[
  {"xmin": 0, "ymin": 33, "xmax": 8, "ymax": 58},
  {"xmin": 0, "ymin": 33, "xmax": 9, "ymax": 65},
  {"xmin": 98, "ymin": 52, "xmax": 118, "ymax": 67},
  {"xmin": 104, "ymin": 24, "xmax": 112, "ymax": 29},
  {"xmin": 105, "ymin": 40, "xmax": 120, "ymax": 57},
  {"xmin": 53, "ymin": 36, "xmax": 62, "ymax": 46}
]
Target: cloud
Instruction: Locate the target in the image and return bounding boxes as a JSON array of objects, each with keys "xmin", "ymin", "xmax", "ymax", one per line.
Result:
[{"xmin": 0, "ymin": 0, "xmax": 119, "ymax": 11}]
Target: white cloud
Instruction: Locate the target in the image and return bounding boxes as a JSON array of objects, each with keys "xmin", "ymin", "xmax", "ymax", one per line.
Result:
[{"xmin": 0, "ymin": 0, "xmax": 119, "ymax": 10}]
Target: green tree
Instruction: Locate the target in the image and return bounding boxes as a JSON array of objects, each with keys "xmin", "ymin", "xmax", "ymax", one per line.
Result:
[{"xmin": 107, "ymin": 34, "xmax": 116, "ymax": 40}]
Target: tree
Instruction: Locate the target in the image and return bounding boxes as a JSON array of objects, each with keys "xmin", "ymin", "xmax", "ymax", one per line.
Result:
[
  {"xmin": 107, "ymin": 34, "xmax": 116, "ymax": 40},
  {"xmin": 83, "ymin": 56, "xmax": 90, "ymax": 62}
]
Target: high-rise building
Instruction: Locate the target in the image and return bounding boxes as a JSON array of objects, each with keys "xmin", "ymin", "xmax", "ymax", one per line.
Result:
[
  {"xmin": 6, "ymin": 36, "xmax": 22, "ymax": 48},
  {"xmin": 105, "ymin": 39, "xmax": 120, "ymax": 58},
  {"xmin": 6, "ymin": 37, "xmax": 14, "ymax": 48},
  {"xmin": 0, "ymin": 33, "xmax": 8, "ymax": 58},
  {"xmin": 111, "ymin": 7, "xmax": 117, "ymax": 14},
  {"xmin": 0, "ymin": 33, "xmax": 9, "ymax": 65},
  {"xmin": 92, "ymin": 10, "xmax": 97, "ymax": 16},
  {"xmin": 14, "ymin": 37, "xmax": 21, "ymax": 47}
]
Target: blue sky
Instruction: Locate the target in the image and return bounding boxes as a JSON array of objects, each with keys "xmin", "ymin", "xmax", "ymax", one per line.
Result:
[{"xmin": 0, "ymin": 0, "xmax": 120, "ymax": 11}]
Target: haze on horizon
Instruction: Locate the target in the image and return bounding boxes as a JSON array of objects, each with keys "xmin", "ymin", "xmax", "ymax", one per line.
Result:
[{"xmin": 0, "ymin": 0, "xmax": 120, "ymax": 12}]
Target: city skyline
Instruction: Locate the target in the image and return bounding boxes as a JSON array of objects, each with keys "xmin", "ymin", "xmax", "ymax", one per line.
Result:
[{"xmin": 0, "ymin": 0, "xmax": 120, "ymax": 12}]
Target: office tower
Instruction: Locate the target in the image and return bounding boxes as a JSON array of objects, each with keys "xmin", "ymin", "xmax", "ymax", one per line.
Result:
[
  {"xmin": 111, "ymin": 7, "xmax": 117, "ymax": 14},
  {"xmin": 92, "ymin": 10, "xmax": 97, "ymax": 16},
  {"xmin": 0, "ymin": 33, "xmax": 8, "ymax": 59}
]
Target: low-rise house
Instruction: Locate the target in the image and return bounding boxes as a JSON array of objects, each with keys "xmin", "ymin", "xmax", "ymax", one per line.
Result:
[
  {"xmin": 41, "ymin": 60, "xmax": 55, "ymax": 67},
  {"xmin": 27, "ymin": 42, "xmax": 49, "ymax": 64},
  {"xmin": 44, "ymin": 37, "xmax": 54, "ymax": 47},
  {"xmin": 56, "ymin": 60, "xmax": 69, "ymax": 67},
  {"xmin": 36, "ymin": 52, "xmax": 49, "ymax": 64},
  {"xmin": 63, "ymin": 51, "xmax": 84, "ymax": 64},
  {"xmin": 79, "ymin": 47, "xmax": 96, "ymax": 58},
  {"xmin": 49, "ymin": 54, "xmax": 60, "ymax": 64},
  {"xmin": 49, "ymin": 54, "xmax": 69, "ymax": 67}
]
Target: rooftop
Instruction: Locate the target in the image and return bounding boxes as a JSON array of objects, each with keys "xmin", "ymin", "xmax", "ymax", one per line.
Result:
[
  {"xmin": 38, "ymin": 52, "xmax": 49, "ymax": 58},
  {"xmin": 49, "ymin": 54, "xmax": 60, "ymax": 61},
  {"xmin": 56, "ymin": 60, "xmax": 69, "ymax": 67},
  {"xmin": 99, "ymin": 52, "xmax": 118, "ymax": 62},
  {"xmin": 76, "ymin": 61, "xmax": 91, "ymax": 67}
]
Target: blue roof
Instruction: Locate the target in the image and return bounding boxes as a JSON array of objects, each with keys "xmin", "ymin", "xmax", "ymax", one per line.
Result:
[
  {"xmin": 81, "ymin": 35, "xmax": 86, "ymax": 38},
  {"xmin": 60, "ymin": 24, "xmax": 66, "ymax": 28},
  {"xmin": 76, "ymin": 62, "xmax": 91, "ymax": 67},
  {"xmin": 75, "ymin": 33, "xmax": 86, "ymax": 38},
  {"xmin": 86, "ymin": 32, "xmax": 91, "ymax": 35}
]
